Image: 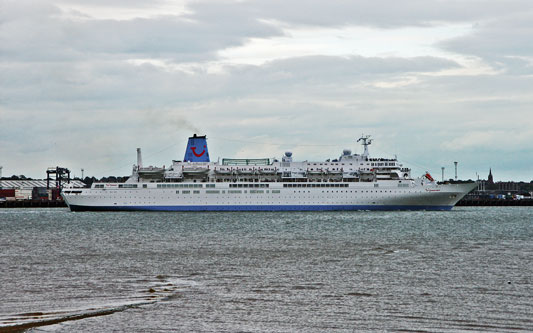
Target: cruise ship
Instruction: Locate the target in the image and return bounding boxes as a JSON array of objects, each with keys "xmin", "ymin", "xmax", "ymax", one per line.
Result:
[{"xmin": 62, "ymin": 135, "xmax": 476, "ymax": 211}]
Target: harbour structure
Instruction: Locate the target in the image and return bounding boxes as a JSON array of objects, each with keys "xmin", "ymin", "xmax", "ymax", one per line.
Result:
[
  {"xmin": 1, "ymin": 165, "xmax": 79, "ymax": 201},
  {"xmin": 46, "ymin": 167, "xmax": 71, "ymax": 189},
  {"xmin": 62, "ymin": 134, "xmax": 477, "ymax": 211},
  {"xmin": 0, "ymin": 179, "xmax": 86, "ymax": 201}
]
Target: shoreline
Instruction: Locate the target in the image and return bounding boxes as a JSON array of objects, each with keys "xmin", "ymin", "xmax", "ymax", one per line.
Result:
[{"xmin": 0, "ymin": 200, "xmax": 67, "ymax": 208}]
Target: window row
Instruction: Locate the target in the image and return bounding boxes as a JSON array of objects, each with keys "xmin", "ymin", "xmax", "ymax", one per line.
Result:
[
  {"xmin": 229, "ymin": 184, "xmax": 270, "ymax": 188},
  {"xmin": 157, "ymin": 184, "xmax": 203, "ymax": 188},
  {"xmin": 283, "ymin": 183, "xmax": 349, "ymax": 188}
]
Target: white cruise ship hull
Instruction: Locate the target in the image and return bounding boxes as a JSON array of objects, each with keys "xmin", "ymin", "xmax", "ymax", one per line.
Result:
[{"xmin": 62, "ymin": 181, "xmax": 477, "ymax": 212}]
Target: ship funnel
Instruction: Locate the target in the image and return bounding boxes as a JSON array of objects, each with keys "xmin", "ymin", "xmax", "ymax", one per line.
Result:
[
  {"xmin": 184, "ymin": 134, "xmax": 210, "ymax": 162},
  {"xmin": 137, "ymin": 148, "xmax": 143, "ymax": 168}
]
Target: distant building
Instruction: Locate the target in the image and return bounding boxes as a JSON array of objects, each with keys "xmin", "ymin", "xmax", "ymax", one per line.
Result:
[{"xmin": 472, "ymin": 168, "xmax": 532, "ymax": 199}]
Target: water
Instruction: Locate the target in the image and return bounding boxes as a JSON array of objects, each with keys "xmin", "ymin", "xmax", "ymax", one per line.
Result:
[{"xmin": 1, "ymin": 207, "xmax": 532, "ymax": 332}]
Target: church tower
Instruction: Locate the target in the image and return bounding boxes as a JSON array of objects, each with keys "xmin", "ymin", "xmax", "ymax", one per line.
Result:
[{"xmin": 487, "ymin": 168, "xmax": 494, "ymax": 184}]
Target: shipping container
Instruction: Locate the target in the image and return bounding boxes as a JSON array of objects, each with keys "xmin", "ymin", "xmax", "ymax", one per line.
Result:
[
  {"xmin": 0, "ymin": 189, "xmax": 16, "ymax": 198},
  {"xmin": 32, "ymin": 187, "xmax": 49, "ymax": 201},
  {"xmin": 15, "ymin": 189, "xmax": 32, "ymax": 200}
]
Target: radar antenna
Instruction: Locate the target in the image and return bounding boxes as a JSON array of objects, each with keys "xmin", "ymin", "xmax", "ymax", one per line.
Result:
[{"xmin": 357, "ymin": 135, "xmax": 373, "ymax": 157}]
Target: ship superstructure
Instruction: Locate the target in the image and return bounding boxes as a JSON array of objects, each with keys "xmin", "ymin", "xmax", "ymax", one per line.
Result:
[{"xmin": 62, "ymin": 134, "xmax": 476, "ymax": 211}]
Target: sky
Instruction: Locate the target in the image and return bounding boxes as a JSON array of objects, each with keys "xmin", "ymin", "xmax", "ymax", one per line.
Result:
[{"xmin": 1, "ymin": 0, "xmax": 532, "ymax": 181}]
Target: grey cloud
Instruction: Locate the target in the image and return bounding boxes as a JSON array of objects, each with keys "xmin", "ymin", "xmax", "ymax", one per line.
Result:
[
  {"xmin": 0, "ymin": 55, "xmax": 459, "ymax": 110},
  {"xmin": 196, "ymin": 0, "xmax": 533, "ymax": 28},
  {"xmin": 56, "ymin": 0, "xmax": 168, "ymax": 7},
  {"xmin": 440, "ymin": 12, "xmax": 533, "ymax": 72},
  {"xmin": 215, "ymin": 56, "xmax": 460, "ymax": 101},
  {"xmin": 259, "ymin": 55, "xmax": 459, "ymax": 77},
  {"xmin": 4, "ymin": 0, "xmax": 531, "ymax": 66},
  {"xmin": 0, "ymin": 1, "xmax": 61, "ymax": 22},
  {"xmin": 0, "ymin": 0, "xmax": 283, "ymax": 62}
]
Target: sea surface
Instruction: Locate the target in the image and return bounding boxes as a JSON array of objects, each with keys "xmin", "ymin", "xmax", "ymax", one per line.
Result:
[{"xmin": 0, "ymin": 207, "xmax": 532, "ymax": 332}]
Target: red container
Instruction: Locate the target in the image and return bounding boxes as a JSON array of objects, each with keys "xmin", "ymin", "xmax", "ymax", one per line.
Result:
[{"xmin": 0, "ymin": 189, "xmax": 16, "ymax": 197}]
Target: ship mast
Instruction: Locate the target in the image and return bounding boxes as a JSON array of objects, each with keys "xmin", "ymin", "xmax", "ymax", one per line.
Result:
[{"xmin": 357, "ymin": 135, "xmax": 372, "ymax": 158}]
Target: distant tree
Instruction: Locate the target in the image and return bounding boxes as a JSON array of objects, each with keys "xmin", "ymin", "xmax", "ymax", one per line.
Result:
[
  {"xmin": 5, "ymin": 175, "xmax": 31, "ymax": 180},
  {"xmin": 83, "ymin": 176, "xmax": 97, "ymax": 187},
  {"xmin": 98, "ymin": 176, "xmax": 128, "ymax": 183},
  {"xmin": 100, "ymin": 176, "xmax": 114, "ymax": 183}
]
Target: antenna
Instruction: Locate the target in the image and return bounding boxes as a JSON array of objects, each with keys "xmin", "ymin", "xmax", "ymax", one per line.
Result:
[
  {"xmin": 81, "ymin": 168, "xmax": 84, "ymax": 179},
  {"xmin": 357, "ymin": 135, "xmax": 373, "ymax": 157},
  {"xmin": 454, "ymin": 161, "xmax": 458, "ymax": 180}
]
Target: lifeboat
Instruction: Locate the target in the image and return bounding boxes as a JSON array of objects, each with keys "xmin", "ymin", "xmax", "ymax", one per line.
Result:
[
  {"xmin": 307, "ymin": 169, "xmax": 325, "ymax": 175},
  {"xmin": 182, "ymin": 166, "xmax": 209, "ymax": 174},
  {"xmin": 258, "ymin": 168, "xmax": 277, "ymax": 174},
  {"xmin": 359, "ymin": 170, "xmax": 374, "ymax": 181},
  {"xmin": 214, "ymin": 168, "xmax": 232, "ymax": 175},
  {"xmin": 138, "ymin": 166, "xmax": 165, "ymax": 176}
]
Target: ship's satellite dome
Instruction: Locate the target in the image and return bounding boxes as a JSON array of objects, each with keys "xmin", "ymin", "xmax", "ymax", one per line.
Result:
[
  {"xmin": 343, "ymin": 149, "xmax": 351, "ymax": 156},
  {"xmin": 285, "ymin": 151, "xmax": 292, "ymax": 157}
]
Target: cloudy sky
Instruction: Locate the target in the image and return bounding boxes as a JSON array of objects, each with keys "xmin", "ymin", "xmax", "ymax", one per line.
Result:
[{"xmin": 1, "ymin": 0, "xmax": 532, "ymax": 181}]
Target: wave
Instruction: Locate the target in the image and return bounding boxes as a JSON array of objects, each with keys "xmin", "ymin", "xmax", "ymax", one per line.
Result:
[{"xmin": 0, "ymin": 276, "xmax": 197, "ymax": 332}]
